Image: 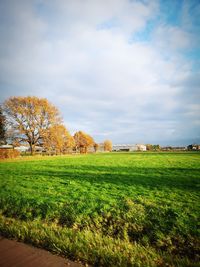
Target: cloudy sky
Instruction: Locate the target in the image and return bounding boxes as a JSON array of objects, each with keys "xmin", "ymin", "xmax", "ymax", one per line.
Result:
[{"xmin": 0, "ymin": 0, "xmax": 199, "ymax": 145}]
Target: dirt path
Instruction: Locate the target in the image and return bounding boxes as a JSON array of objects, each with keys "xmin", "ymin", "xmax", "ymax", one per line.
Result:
[{"xmin": 0, "ymin": 237, "xmax": 85, "ymax": 267}]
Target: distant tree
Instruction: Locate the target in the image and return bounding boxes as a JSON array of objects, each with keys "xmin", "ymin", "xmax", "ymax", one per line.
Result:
[
  {"xmin": 152, "ymin": 144, "xmax": 160, "ymax": 151},
  {"xmin": 146, "ymin": 144, "xmax": 160, "ymax": 151},
  {"xmin": 43, "ymin": 124, "xmax": 72, "ymax": 154},
  {"xmin": 187, "ymin": 145, "xmax": 193, "ymax": 151},
  {"xmin": 103, "ymin": 140, "xmax": 112, "ymax": 152},
  {"xmin": 64, "ymin": 135, "xmax": 75, "ymax": 153},
  {"xmin": 93, "ymin": 143, "xmax": 99, "ymax": 152},
  {"xmin": 146, "ymin": 144, "xmax": 153, "ymax": 151},
  {"xmin": 3, "ymin": 96, "xmax": 62, "ymax": 154},
  {"xmin": 0, "ymin": 106, "xmax": 6, "ymax": 144},
  {"xmin": 84, "ymin": 134, "xmax": 94, "ymax": 153},
  {"xmin": 74, "ymin": 131, "xmax": 94, "ymax": 153}
]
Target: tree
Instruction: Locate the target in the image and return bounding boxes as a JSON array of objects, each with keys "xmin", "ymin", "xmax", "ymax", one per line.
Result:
[
  {"xmin": 103, "ymin": 140, "xmax": 112, "ymax": 152},
  {"xmin": 74, "ymin": 131, "xmax": 94, "ymax": 153},
  {"xmin": 43, "ymin": 124, "xmax": 72, "ymax": 154},
  {"xmin": 64, "ymin": 135, "xmax": 75, "ymax": 153},
  {"xmin": 146, "ymin": 144, "xmax": 160, "ymax": 151},
  {"xmin": 3, "ymin": 96, "xmax": 62, "ymax": 154},
  {"xmin": 152, "ymin": 144, "xmax": 160, "ymax": 151},
  {"xmin": 93, "ymin": 143, "xmax": 99, "ymax": 152},
  {"xmin": 146, "ymin": 144, "xmax": 153, "ymax": 151},
  {"xmin": 0, "ymin": 106, "xmax": 6, "ymax": 144}
]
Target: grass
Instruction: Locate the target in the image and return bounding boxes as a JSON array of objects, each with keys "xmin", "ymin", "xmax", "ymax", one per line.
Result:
[{"xmin": 0, "ymin": 152, "xmax": 199, "ymax": 266}]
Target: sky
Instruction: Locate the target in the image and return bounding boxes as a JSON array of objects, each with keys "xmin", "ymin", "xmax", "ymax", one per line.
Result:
[{"xmin": 0, "ymin": 0, "xmax": 200, "ymax": 146}]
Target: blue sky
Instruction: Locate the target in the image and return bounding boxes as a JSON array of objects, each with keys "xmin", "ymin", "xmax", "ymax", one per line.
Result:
[{"xmin": 0, "ymin": 0, "xmax": 199, "ymax": 145}]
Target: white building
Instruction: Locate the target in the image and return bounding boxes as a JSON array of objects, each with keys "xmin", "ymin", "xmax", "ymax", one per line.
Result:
[
  {"xmin": 112, "ymin": 144, "xmax": 146, "ymax": 152},
  {"xmin": 14, "ymin": 146, "xmax": 29, "ymax": 152},
  {"xmin": 136, "ymin": 144, "xmax": 146, "ymax": 151},
  {"xmin": 0, "ymin": 144, "xmax": 13, "ymax": 149}
]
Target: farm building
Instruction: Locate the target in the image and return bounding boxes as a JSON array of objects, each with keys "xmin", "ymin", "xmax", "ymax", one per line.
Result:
[
  {"xmin": 112, "ymin": 144, "xmax": 146, "ymax": 152},
  {"xmin": 161, "ymin": 146, "xmax": 186, "ymax": 151}
]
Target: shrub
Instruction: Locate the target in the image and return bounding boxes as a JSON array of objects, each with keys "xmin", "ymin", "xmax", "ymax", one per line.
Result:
[{"xmin": 0, "ymin": 148, "xmax": 20, "ymax": 159}]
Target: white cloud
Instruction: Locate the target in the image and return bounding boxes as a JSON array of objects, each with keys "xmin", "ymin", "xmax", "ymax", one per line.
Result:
[
  {"xmin": 153, "ymin": 25, "xmax": 192, "ymax": 51},
  {"xmin": 0, "ymin": 0, "xmax": 199, "ymax": 145}
]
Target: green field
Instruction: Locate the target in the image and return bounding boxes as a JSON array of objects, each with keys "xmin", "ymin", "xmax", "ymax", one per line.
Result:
[{"xmin": 0, "ymin": 152, "xmax": 199, "ymax": 266}]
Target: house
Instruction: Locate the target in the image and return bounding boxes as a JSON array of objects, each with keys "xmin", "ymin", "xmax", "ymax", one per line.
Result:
[
  {"xmin": 136, "ymin": 144, "xmax": 146, "ymax": 151},
  {"xmin": 187, "ymin": 144, "xmax": 200, "ymax": 150}
]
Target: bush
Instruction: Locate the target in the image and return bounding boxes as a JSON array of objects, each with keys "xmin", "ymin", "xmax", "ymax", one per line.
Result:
[{"xmin": 0, "ymin": 149, "xmax": 20, "ymax": 159}]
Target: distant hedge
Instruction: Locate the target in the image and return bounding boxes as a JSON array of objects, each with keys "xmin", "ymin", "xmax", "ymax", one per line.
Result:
[{"xmin": 0, "ymin": 149, "xmax": 20, "ymax": 159}]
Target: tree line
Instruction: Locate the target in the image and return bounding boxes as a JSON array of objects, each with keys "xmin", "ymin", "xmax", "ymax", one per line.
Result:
[{"xmin": 0, "ymin": 96, "xmax": 112, "ymax": 155}]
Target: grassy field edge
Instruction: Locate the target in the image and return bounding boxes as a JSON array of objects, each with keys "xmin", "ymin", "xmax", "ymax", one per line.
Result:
[{"xmin": 0, "ymin": 214, "xmax": 197, "ymax": 267}]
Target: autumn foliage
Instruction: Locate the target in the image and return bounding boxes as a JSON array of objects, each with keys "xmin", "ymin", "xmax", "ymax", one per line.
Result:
[
  {"xmin": 74, "ymin": 131, "xmax": 94, "ymax": 153},
  {"xmin": 0, "ymin": 149, "xmax": 20, "ymax": 159},
  {"xmin": 43, "ymin": 124, "xmax": 74, "ymax": 154},
  {"xmin": 3, "ymin": 96, "xmax": 62, "ymax": 154},
  {"xmin": 2, "ymin": 96, "xmax": 112, "ymax": 155},
  {"xmin": 93, "ymin": 143, "xmax": 99, "ymax": 152},
  {"xmin": 103, "ymin": 140, "xmax": 112, "ymax": 152}
]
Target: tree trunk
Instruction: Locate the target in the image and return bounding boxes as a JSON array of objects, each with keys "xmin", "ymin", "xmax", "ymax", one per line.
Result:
[
  {"xmin": 29, "ymin": 143, "xmax": 33, "ymax": 155},
  {"xmin": 29, "ymin": 143, "xmax": 35, "ymax": 155}
]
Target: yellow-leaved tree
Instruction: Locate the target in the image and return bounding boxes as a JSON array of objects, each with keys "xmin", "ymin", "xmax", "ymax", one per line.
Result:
[
  {"xmin": 3, "ymin": 96, "xmax": 62, "ymax": 154},
  {"xmin": 74, "ymin": 131, "xmax": 94, "ymax": 153},
  {"xmin": 93, "ymin": 143, "xmax": 99, "ymax": 152},
  {"xmin": 103, "ymin": 140, "xmax": 112, "ymax": 152},
  {"xmin": 64, "ymin": 135, "xmax": 75, "ymax": 153},
  {"xmin": 43, "ymin": 124, "xmax": 74, "ymax": 154}
]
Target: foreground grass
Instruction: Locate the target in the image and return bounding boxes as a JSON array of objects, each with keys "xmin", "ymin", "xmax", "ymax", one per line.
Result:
[{"xmin": 0, "ymin": 152, "xmax": 199, "ymax": 266}]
